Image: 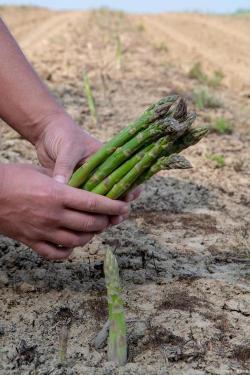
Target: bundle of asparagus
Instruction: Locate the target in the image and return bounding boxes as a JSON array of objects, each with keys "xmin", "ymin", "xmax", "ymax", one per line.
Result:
[{"xmin": 69, "ymin": 95, "xmax": 208, "ymax": 198}]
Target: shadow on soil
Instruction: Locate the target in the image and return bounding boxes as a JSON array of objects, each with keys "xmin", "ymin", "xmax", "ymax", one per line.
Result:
[{"xmin": 0, "ymin": 175, "xmax": 248, "ymax": 293}]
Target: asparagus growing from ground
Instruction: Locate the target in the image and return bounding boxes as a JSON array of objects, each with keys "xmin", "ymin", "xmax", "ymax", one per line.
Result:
[
  {"xmin": 68, "ymin": 95, "xmax": 183, "ymax": 187},
  {"xmin": 83, "ymin": 73, "xmax": 97, "ymax": 122},
  {"xmin": 84, "ymin": 117, "xmax": 189, "ymax": 191},
  {"xmin": 104, "ymin": 249, "xmax": 127, "ymax": 366}
]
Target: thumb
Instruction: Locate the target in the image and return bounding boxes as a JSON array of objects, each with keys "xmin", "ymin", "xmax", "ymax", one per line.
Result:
[{"xmin": 53, "ymin": 152, "xmax": 78, "ymax": 184}]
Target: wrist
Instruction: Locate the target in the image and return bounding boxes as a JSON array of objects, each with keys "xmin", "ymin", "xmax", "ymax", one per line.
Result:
[{"xmin": 30, "ymin": 107, "xmax": 67, "ymax": 146}]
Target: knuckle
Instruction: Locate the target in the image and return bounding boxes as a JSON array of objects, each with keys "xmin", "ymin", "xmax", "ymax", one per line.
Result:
[
  {"xmin": 85, "ymin": 197, "xmax": 98, "ymax": 211},
  {"xmin": 61, "ymin": 234, "xmax": 80, "ymax": 248}
]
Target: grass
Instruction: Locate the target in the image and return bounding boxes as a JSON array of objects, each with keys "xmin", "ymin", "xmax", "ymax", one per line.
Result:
[
  {"xmin": 193, "ymin": 87, "xmax": 221, "ymax": 109},
  {"xmin": 83, "ymin": 73, "xmax": 97, "ymax": 122},
  {"xmin": 115, "ymin": 35, "xmax": 123, "ymax": 69},
  {"xmin": 137, "ymin": 22, "xmax": 146, "ymax": 32},
  {"xmin": 212, "ymin": 118, "xmax": 232, "ymax": 135},
  {"xmin": 209, "ymin": 70, "xmax": 224, "ymax": 88},
  {"xmin": 154, "ymin": 41, "xmax": 168, "ymax": 53},
  {"xmin": 207, "ymin": 153, "xmax": 225, "ymax": 168},
  {"xmin": 188, "ymin": 62, "xmax": 224, "ymax": 88},
  {"xmin": 188, "ymin": 62, "xmax": 207, "ymax": 84}
]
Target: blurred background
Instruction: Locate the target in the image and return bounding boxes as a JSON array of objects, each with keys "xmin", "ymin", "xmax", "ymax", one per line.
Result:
[{"xmin": 1, "ymin": 0, "xmax": 250, "ymax": 13}]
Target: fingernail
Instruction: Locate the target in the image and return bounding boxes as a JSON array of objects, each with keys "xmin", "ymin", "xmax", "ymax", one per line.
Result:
[
  {"xmin": 54, "ymin": 175, "xmax": 66, "ymax": 184},
  {"xmin": 121, "ymin": 204, "xmax": 131, "ymax": 215},
  {"xmin": 126, "ymin": 192, "xmax": 134, "ymax": 202},
  {"xmin": 116, "ymin": 216, "xmax": 124, "ymax": 225}
]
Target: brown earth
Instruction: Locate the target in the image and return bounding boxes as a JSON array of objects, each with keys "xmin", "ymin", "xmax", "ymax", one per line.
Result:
[{"xmin": 0, "ymin": 7, "xmax": 250, "ymax": 375}]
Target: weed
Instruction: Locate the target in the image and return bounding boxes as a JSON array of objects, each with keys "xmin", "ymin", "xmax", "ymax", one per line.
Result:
[
  {"xmin": 193, "ymin": 87, "xmax": 221, "ymax": 109},
  {"xmin": 137, "ymin": 22, "xmax": 146, "ymax": 32},
  {"xmin": 209, "ymin": 69, "xmax": 224, "ymax": 88},
  {"xmin": 154, "ymin": 41, "xmax": 168, "ymax": 53},
  {"xmin": 207, "ymin": 153, "xmax": 225, "ymax": 168},
  {"xmin": 188, "ymin": 62, "xmax": 208, "ymax": 84},
  {"xmin": 83, "ymin": 73, "xmax": 97, "ymax": 122},
  {"xmin": 115, "ymin": 35, "xmax": 123, "ymax": 69},
  {"xmin": 212, "ymin": 118, "xmax": 232, "ymax": 134},
  {"xmin": 188, "ymin": 63, "xmax": 224, "ymax": 87}
]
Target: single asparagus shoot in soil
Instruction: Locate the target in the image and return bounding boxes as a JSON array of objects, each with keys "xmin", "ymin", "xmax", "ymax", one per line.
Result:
[
  {"xmin": 104, "ymin": 249, "xmax": 127, "ymax": 366},
  {"xmin": 68, "ymin": 95, "xmax": 181, "ymax": 187},
  {"xmin": 83, "ymin": 73, "xmax": 97, "ymax": 122}
]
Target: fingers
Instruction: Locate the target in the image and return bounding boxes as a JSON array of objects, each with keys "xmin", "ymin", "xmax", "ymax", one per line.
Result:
[
  {"xmin": 60, "ymin": 210, "xmax": 109, "ymax": 232},
  {"xmin": 63, "ymin": 186, "xmax": 130, "ymax": 216},
  {"xmin": 32, "ymin": 242, "xmax": 74, "ymax": 260},
  {"xmin": 53, "ymin": 149, "xmax": 80, "ymax": 184},
  {"xmin": 43, "ymin": 230, "xmax": 94, "ymax": 249},
  {"xmin": 123, "ymin": 185, "xmax": 143, "ymax": 202}
]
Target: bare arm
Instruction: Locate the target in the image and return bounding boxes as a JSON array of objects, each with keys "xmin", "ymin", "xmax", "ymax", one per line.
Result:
[{"xmin": 0, "ymin": 18, "xmax": 63, "ymax": 144}]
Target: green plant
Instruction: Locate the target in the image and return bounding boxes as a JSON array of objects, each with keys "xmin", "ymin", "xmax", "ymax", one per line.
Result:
[
  {"xmin": 213, "ymin": 118, "xmax": 232, "ymax": 134},
  {"xmin": 209, "ymin": 70, "xmax": 224, "ymax": 88},
  {"xmin": 104, "ymin": 249, "xmax": 127, "ymax": 366},
  {"xmin": 188, "ymin": 62, "xmax": 208, "ymax": 84},
  {"xmin": 188, "ymin": 63, "xmax": 224, "ymax": 88},
  {"xmin": 154, "ymin": 41, "xmax": 168, "ymax": 53},
  {"xmin": 137, "ymin": 22, "xmax": 146, "ymax": 32},
  {"xmin": 194, "ymin": 87, "xmax": 221, "ymax": 109},
  {"xmin": 115, "ymin": 35, "xmax": 123, "ymax": 69},
  {"xmin": 83, "ymin": 73, "xmax": 97, "ymax": 122},
  {"xmin": 207, "ymin": 153, "xmax": 225, "ymax": 168}
]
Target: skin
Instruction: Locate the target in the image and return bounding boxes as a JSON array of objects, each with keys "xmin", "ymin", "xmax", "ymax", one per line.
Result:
[{"xmin": 0, "ymin": 19, "xmax": 141, "ymax": 260}]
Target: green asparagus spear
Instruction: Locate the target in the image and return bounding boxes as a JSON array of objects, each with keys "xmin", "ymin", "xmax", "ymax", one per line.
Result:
[
  {"xmin": 105, "ymin": 136, "xmax": 178, "ymax": 200},
  {"xmin": 68, "ymin": 95, "xmax": 181, "ymax": 187},
  {"xmin": 163, "ymin": 126, "xmax": 209, "ymax": 157},
  {"xmin": 91, "ymin": 144, "xmax": 154, "ymax": 195},
  {"xmin": 139, "ymin": 154, "xmax": 192, "ymax": 183},
  {"xmin": 104, "ymin": 249, "xmax": 127, "ymax": 366},
  {"xmin": 84, "ymin": 117, "xmax": 186, "ymax": 191},
  {"xmin": 135, "ymin": 126, "xmax": 208, "ymax": 186}
]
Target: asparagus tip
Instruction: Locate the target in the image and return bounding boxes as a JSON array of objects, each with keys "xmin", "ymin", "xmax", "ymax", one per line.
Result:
[{"xmin": 167, "ymin": 154, "xmax": 193, "ymax": 169}]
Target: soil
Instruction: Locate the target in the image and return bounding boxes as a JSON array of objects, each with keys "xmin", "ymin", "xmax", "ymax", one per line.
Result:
[{"xmin": 0, "ymin": 7, "xmax": 250, "ymax": 375}]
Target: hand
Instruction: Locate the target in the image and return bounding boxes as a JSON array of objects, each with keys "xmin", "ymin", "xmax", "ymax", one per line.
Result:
[
  {"xmin": 35, "ymin": 112, "xmax": 100, "ymax": 184},
  {"xmin": 35, "ymin": 112, "xmax": 142, "ymax": 215},
  {"xmin": 0, "ymin": 164, "xmax": 129, "ymax": 260}
]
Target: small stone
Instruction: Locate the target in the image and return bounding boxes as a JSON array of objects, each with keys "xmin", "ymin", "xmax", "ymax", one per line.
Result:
[{"xmin": 18, "ymin": 282, "xmax": 35, "ymax": 292}]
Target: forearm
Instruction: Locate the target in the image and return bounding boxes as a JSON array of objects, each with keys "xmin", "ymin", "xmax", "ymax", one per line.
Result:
[{"xmin": 0, "ymin": 18, "xmax": 64, "ymax": 144}]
